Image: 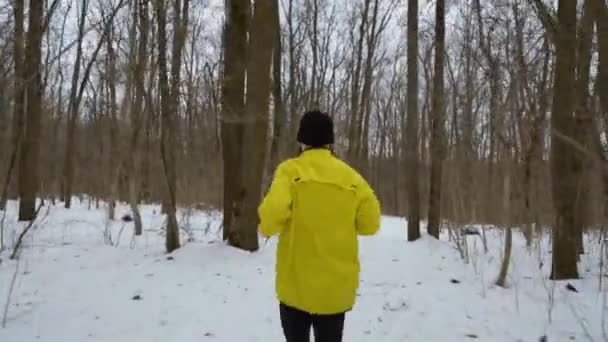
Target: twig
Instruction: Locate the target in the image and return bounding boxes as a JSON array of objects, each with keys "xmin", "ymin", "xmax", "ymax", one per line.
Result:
[
  {"xmin": 114, "ymin": 222, "xmax": 127, "ymax": 247},
  {"xmin": 480, "ymin": 225, "xmax": 489, "ymax": 254},
  {"xmin": 0, "ymin": 207, "xmax": 7, "ymax": 252},
  {"xmin": 567, "ymin": 300, "xmax": 595, "ymax": 342},
  {"xmin": 601, "ymin": 238, "xmax": 606, "ymax": 291},
  {"xmin": 1, "ymin": 254, "xmax": 20, "ymax": 328},
  {"xmin": 103, "ymin": 218, "xmax": 114, "ymax": 246},
  {"xmin": 10, "ymin": 201, "xmax": 44, "ymax": 260},
  {"xmin": 602, "ymin": 271, "xmax": 607, "ymax": 342}
]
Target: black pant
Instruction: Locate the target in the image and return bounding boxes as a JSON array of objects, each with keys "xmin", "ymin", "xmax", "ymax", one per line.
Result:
[{"xmin": 280, "ymin": 303, "xmax": 345, "ymax": 342}]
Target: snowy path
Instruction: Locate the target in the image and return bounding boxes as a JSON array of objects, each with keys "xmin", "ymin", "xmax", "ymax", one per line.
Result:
[{"xmin": 0, "ymin": 202, "xmax": 605, "ymax": 341}]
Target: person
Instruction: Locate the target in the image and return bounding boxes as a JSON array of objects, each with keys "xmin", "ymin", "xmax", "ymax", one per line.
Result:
[{"xmin": 258, "ymin": 110, "xmax": 381, "ymax": 342}]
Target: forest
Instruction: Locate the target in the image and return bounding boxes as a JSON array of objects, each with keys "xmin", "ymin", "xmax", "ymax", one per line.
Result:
[
  {"xmin": 0, "ymin": 0, "xmax": 606, "ymax": 282},
  {"xmin": 0, "ymin": 0, "xmax": 608, "ymax": 340}
]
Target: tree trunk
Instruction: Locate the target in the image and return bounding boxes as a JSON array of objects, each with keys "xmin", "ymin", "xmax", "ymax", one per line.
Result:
[
  {"xmin": 107, "ymin": 22, "xmax": 119, "ymax": 220},
  {"xmin": 595, "ymin": 0, "xmax": 608, "ymax": 118},
  {"xmin": 428, "ymin": 0, "xmax": 445, "ymax": 239},
  {"xmin": 461, "ymin": 6, "xmax": 475, "ymax": 222},
  {"xmin": 358, "ymin": 0, "xmax": 381, "ymax": 170},
  {"xmin": 573, "ymin": 0, "xmax": 594, "ymax": 256},
  {"xmin": 127, "ymin": 0, "xmax": 150, "ymax": 236},
  {"xmin": 270, "ymin": 0, "xmax": 285, "ymax": 169},
  {"xmin": 405, "ymin": 0, "xmax": 420, "ymax": 241},
  {"xmin": 229, "ymin": 0, "xmax": 274, "ymax": 252},
  {"xmin": 347, "ymin": 0, "xmax": 371, "ymax": 163},
  {"xmin": 18, "ymin": 0, "xmax": 44, "ymax": 221},
  {"xmin": 496, "ymin": 168, "xmax": 512, "ymax": 288},
  {"xmin": 1, "ymin": 0, "xmax": 25, "ymax": 211},
  {"xmin": 221, "ymin": 0, "xmax": 249, "ymax": 241},
  {"xmin": 63, "ymin": 0, "xmax": 89, "ymax": 209},
  {"xmin": 155, "ymin": 0, "xmax": 180, "ymax": 253},
  {"xmin": 550, "ymin": 0, "xmax": 580, "ymax": 280}
]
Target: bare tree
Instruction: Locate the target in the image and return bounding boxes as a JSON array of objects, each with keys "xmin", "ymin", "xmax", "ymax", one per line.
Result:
[
  {"xmin": 405, "ymin": 0, "xmax": 420, "ymax": 241},
  {"xmin": 595, "ymin": 0, "xmax": 608, "ymax": 118},
  {"xmin": 428, "ymin": 0, "xmax": 445, "ymax": 239},
  {"xmin": 155, "ymin": 0, "xmax": 189, "ymax": 253},
  {"xmin": 221, "ymin": 0, "xmax": 249, "ymax": 242},
  {"xmin": 127, "ymin": 0, "xmax": 150, "ymax": 236},
  {"xmin": 230, "ymin": 0, "xmax": 275, "ymax": 252},
  {"xmin": 572, "ymin": 0, "xmax": 595, "ymax": 256},
  {"xmin": 270, "ymin": 0, "xmax": 286, "ymax": 169},
  {"xmin": 17, "ymin": 0, "xmax": 44, "ymax": 221},
  {"xmin": 1, "ymin": 0, "xmax": 24, "ymax": 212},
  {"xmin": 62, "ymin": 0, "xmax": 125, "ymax": 209},
  {"xmin": 550, "ymin": 0, "xmax": 579, "ymax": 280}
]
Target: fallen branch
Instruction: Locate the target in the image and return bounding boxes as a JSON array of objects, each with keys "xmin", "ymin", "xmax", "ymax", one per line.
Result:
[
  {"xmin": 10, "ymin": 200, "xmax": 44, "ymax": 260},
  {"xmin": 1, "ymin": 253, "xmax": 20, "ymax": 328}
]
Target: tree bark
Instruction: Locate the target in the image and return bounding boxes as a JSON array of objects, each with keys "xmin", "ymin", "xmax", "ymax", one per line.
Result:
[
  {"xmin": 593, "ymin": 0, "xmax": 608, "ymax": 121},
  {"xmin": 1, "ymin": 0, "xmax": 25, "ymax": 211},
  {"xmin": 127, "ymin": 0, "xmax": 150, "ymax": 236},
  {"xmin": 405, "ymin": 0, "xmax": 420, "ymax": 241},
  {"xmin": 107, "ymin": 21, "xmax": 119, "ymax": 221},
  {"xmin": 18, "ymin": 0, "xmax": 44, "ymax": 221},
  {"xmin": 221, "ymin": 0, "xmax": 249, "ymax": 241},
  {"xmin": 550, "ymin": 0, "xmax": 580, "ymax": 280},
  {"xmin": 428, "ymin": 0, "xmax": 445, "ymax": 239},
  {"xmin": 229, "ymin": 0, "xmax": 274, "ymax": 252},
  {"xmin": 496, "ymin": 168, "xmax": 512, "ymax": 288},
  {"xmin": 155, "ymin": 0, "xmax": 181, "ymax": 253},
  {"xmin": 270, "ymin": 0, "xmax": 285, "ymax": 170},
  {"xmin": 573, "ymin": 0, "xmax": 594, "ymax": 256}
]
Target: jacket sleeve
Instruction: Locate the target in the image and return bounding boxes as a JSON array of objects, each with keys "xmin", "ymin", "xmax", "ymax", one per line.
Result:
[
  {"xmin": 355, "ymin": 177, "xmax": 381, "ymax": 236},
  {"xmin": 258, "ymin": 163, "xmax": 293, "ymax": 237}
]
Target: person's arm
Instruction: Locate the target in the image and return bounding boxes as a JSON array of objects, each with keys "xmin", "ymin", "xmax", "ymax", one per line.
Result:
[
  {"xmin": 355, "ymin": 177, "xmax": 381, "ymax": 236},
  {"xmin": 258, "ymin": 163, "xmax": 293, "ymax": 237}
]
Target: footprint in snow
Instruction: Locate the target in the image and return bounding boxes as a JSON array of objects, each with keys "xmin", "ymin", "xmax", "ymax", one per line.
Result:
[{"xmin": 382, "ymin": 301, "xmax": 408, "ymax": 312}]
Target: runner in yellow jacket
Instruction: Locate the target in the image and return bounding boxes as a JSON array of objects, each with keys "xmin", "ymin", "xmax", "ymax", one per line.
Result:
[{"xmin": 259, "ymin": 110, "xmax": 381, "ymax": 342}]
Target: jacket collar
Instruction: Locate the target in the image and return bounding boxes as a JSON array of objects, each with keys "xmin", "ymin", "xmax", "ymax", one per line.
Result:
[{"xmin": 301, "ymin": 148, "xmax": 332, "ymax": 157}]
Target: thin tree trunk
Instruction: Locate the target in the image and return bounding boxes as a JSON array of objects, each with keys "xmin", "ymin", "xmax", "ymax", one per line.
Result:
[
  {"xmin": 428, "ymin": 0, "xmax": 445, "ymax": 239},
  {"xmin": 348, "ymin": 0, "xmax": 371, "ymax": 163},
  {"xmin": 496, "ymin": 168, "xmax": 513, "ymax": 288},
  {"xmin": 573, "ymin": 0, "xmax": 594, "ymax": 256},
  {"xmin": 270, "ymin": 0, "xmax": 285, "ymax": 169},
  {"xmin": 127, "ymin": 0, "xmax": 149, "ymax": 236},
  {"xmin": 405, "ymin": 0, "xmax": 420, "ymax": 241},
  {"xmin": 155, "ymin": 0, "xmax": 181, "ymax": 253},
  {"xmin": 2, "ymin": 0, "xmax": 25, "ymax": 211},
  {"xmin": 63, "ymin": 0, "xmax": 89, "ymax": 209},
  {"xmin": 106, "ymin": 22, "xmax": 119, "ymax": 220}
]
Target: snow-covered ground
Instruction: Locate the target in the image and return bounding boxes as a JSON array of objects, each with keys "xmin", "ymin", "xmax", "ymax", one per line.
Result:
[{"xmin": 0, "ymin": 199, "xmax": 606, "ymax": 341}]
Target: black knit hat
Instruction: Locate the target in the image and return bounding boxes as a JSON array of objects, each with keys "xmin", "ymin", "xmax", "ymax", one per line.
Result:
[{"xmin": 297, "ymin": 110, "xmax": 334, "ymax": 147}]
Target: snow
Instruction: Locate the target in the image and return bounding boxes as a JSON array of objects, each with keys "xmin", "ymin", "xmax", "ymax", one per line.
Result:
[{"xmin": 0, "ymin": 199, "xmax": 606, "ymax": 342}]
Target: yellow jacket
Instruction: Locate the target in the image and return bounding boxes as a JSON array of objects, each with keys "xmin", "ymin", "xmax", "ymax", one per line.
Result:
[{"xmin": 258, "ymin": 148, "xmax": 381, "ymax": 314}]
